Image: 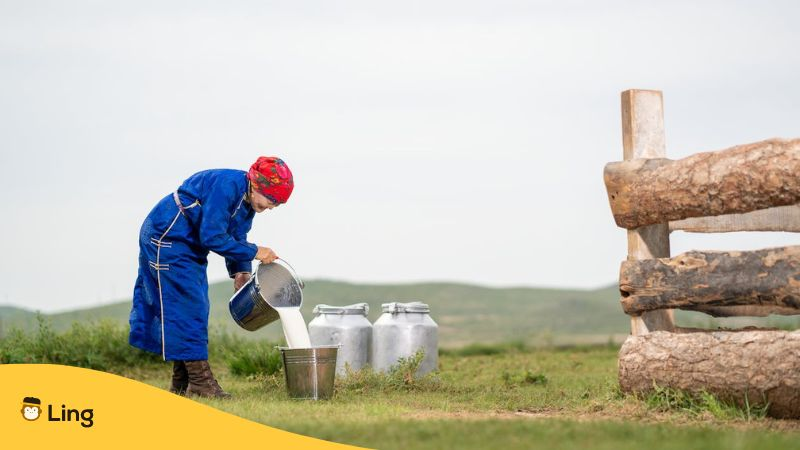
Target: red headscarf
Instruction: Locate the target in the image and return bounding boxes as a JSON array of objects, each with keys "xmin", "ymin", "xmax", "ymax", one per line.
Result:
[{"xmin": 247, "ymin": 156, "xmax": 294, "ymax": 204}]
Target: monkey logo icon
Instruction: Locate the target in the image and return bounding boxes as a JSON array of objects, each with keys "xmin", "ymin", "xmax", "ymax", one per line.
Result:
[{"xmin": 21, "ymin": 397, "xmax": 42, "ymax": 421}]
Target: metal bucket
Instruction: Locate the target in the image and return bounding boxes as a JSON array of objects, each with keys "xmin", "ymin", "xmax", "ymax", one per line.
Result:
[
  {"xmin": 229, "ymin": 259, "xmax": 304, "ymax": 331},
  {"xmin": 279, "ymin": 345, "xmax": 339, "ymax": 400}
]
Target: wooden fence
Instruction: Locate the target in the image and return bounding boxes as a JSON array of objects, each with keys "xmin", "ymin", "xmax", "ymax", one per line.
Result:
[{"xmin": 603, "ymin": 89, "xmax": 800, "ymax": 418}]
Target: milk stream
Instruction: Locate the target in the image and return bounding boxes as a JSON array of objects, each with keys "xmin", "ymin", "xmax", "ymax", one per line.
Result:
[{"xmin": 276, "ymin": 307, "xmax": 311, "ymax": 348}]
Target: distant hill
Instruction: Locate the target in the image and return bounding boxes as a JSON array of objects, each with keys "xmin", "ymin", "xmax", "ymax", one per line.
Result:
[
  {"xmin": 2, "ymin": 280, "xmax": 797, "ymax": 347},
  {"xmin": 0, "ymin": 306, "xmax": 39, "ymax": 332}
]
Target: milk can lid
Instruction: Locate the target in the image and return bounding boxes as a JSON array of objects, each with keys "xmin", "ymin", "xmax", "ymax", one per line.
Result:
[
  {"xmin": 313, "ymin": 303, "xmax": 369, "ymax": 316},
  {"xmin": 381, "ymin": 301, "xmax": 430, "ymax": 314}
]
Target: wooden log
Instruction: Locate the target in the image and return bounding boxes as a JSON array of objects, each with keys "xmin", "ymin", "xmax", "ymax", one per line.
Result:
[
  {"xmin": 605, "ymin": 138, "xmax": 800, "ymax": 229},
  {"xmin": 670, "ymin": 204, "xmax": 800, "ymax": 233},
  {"xmin": 619, "ymin": 246, "xmax": 800, "ymax": 316},
  {"xmin": 618, "ymin": 330, "xmax": 800, "ymax": 419},
  {"xmin": 620, "ymin": 89, "xmax": 675, "ymax": 334}
]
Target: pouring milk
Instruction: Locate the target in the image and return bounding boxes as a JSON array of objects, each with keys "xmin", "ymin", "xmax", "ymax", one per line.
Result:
[
  {"xmin": 228, "ymin": 258, "xmax": 311, "ymax": 348},
  {"xmin": 276, "ymin": 307, "xmax": 311, "ymax": 348}
]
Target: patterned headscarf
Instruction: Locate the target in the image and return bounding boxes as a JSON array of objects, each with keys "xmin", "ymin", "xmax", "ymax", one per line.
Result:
[{"xmin": 247, "ymin": 156, "xmax": 294, "ymax": 204}]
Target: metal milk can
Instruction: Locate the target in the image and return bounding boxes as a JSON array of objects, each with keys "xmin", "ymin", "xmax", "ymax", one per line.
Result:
[
  {"xmin": 308, "ymin": 303, "xmax": 372, "ymax": 375},
  {"xmin": 372, "ymin": 301, "xmax": 438, "ymax": 376}
]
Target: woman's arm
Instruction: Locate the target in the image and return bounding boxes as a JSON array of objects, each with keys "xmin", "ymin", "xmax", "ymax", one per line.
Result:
[{"xmin": 197, "ymin": 183, "xmax": 258, "ymax": 262}]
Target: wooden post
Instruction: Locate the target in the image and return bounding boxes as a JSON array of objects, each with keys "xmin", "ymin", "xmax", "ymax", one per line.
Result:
[{"xmin": 621, "ymin": 89, "xmax": 675, "ymax": 334}]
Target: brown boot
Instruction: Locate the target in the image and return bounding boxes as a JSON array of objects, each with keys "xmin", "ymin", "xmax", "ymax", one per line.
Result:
[
  {"xmin": 169, "ymin": 361, "xmax": 188, "ymax": 395},
  {"xmin": 184, "ymin": 360, "xmax": 232, "ymax": 399}
]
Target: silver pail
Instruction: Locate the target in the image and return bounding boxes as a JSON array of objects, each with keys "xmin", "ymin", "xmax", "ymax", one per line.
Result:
[
  {"xmin": 279, "ymin": 346, "xmax": 339, "ymax": 400},
  {"xmin": 229, "ymin": 259, "xmax": 304, "ymax": 331}
]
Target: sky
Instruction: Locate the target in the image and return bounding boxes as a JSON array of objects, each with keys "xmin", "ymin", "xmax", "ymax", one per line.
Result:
[{"xmin": 0, "ymin": 0, "xmax": 798, "ymax": 312}]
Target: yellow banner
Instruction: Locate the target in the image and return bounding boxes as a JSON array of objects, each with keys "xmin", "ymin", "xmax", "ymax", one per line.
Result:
[{"xmin": 0, "ymin": 364, "xmax": 365, "ymax": 449}]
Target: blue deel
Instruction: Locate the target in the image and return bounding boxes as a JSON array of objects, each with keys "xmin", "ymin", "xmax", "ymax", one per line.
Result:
[{"xmin": 129, "ymin": 169, "xmax": 258, "ymax": 360}]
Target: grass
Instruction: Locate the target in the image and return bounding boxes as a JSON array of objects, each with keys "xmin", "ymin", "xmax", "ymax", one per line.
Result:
[
  {"xmin": 0, "ymin": 314, "xmax": 163, "ymax": 370},
  {"xmin": 2, "ymin": 320, "xmax": 800, "ymax": 449},
  {"xmin": 643, "ymin": 383, "xmax": 770, "ymax": 421},
  {"xmin": 212, "ymin": 331, "xmax": 283, "ymax": 377},
  {"xmin": 193, "ymin": 345, "xmax": 800, "ymax": 449},
  {"xmin": 277, "ymin": 419, "xmax": 800, "ymax": 450},
  {"xmin": 439, "ymin": 340, "xmax": 529, "ymax": 356},
  {"xmin": 0, "ymin": 315, "xmax": 283, "ymax": 378},
  {"xmin": 335, "ymin": 350, "xmax": 445, "ymax": 395}
]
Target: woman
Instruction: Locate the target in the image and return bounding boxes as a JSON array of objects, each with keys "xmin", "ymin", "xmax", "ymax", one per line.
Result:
[{"xmin": 128, "ymin": 156, "xmax": 293, "ymax": 398}]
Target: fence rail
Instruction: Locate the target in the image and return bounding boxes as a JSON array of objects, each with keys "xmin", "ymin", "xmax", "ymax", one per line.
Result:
[
  {"xmin": 619, "ymin": 245, "xmax": 800, "ymax": 316},
  {"xmin": 604, "ymin": 138, "xmax": 800, "ymax": 230}
]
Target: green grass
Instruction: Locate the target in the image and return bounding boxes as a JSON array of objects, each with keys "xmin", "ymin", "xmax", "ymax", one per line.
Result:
[
  {"xmin": 0, "ymin": 315, "xmax": 163, "ymax": 370},
  {"xmin": 439, "ymin": 340, "xmax": 529, "ymax": 356},
  {"xmin": 0, "ymin": 315, "xmax": 283, "ymax": 378},
  {"xmin": 211, "ymin": 331, "xmax": 283, "ymax": 377},
  {"xmin": 643, "ymin": 383, "xmax": 770, "ymax": 421},
  {"xmin": 191, "ymin": 345, "xmax": 799, "ymax": 450},
  {"xmin": 281, "ymin": 419, "xmax": 800, "ymax": 450},
  {"xmin": 3, "ymin": 319, "xmax": 800, "ymax": 449}
]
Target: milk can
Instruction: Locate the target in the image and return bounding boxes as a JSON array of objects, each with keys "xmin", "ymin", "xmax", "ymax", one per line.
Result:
[
  {"xmin": 372, "ymin": 302, "xmax": 438, "ymax": 376},
  {"xmin": 308, "ymin": 303, "xmax": 372, "ymax": 375}
]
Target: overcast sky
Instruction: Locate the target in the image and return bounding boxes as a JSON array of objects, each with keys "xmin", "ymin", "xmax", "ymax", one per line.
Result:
[{"xmin": 1, "ymin": 1, "xmax": 798, "ymax": 312}]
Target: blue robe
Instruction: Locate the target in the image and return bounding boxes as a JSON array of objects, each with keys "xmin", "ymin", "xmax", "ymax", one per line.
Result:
[{"xmin": 129, "ymin": 169, "xmax": 257, "ymax": 360}]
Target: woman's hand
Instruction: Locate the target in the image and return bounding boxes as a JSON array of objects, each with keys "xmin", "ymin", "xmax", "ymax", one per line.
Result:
[
  {"xmin": 233, "ymin": 272, "xmax": 251, "ymax": 291},
  {"xmin": 255, "ymin": 246, "xmax": 278, "ymax": 264}
]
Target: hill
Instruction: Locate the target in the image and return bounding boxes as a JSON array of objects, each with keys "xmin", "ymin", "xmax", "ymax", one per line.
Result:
[{"xmin": 2, "ymin": 280, "xmax": 797, "ymax": 347}]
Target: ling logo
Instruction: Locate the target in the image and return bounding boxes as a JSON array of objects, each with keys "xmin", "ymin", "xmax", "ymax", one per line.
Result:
[
  {"xmin": 21, "ymin": 397, "xmax": 42, "ymax": 421},
  {"xmin": 20, "ymin": 396, "xmax": 94, "ymax": 428}
]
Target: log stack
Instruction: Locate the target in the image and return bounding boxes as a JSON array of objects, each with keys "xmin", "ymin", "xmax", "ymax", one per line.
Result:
[{"xmin": 605, "ymin": 89, "xmax": 800, "ymax": 418}]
